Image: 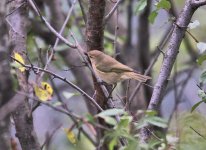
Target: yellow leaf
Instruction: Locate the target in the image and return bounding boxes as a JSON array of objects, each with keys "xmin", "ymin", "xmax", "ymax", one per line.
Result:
[
  {"xmin": 63, "ymin": 128, "xmax": 77, "ymax": 144},
  {"xmin": 34, "ymin": 82, "xmax": 53, "ymax": 101},
  {"xmin": 14, "ymin": 52, "xmax": 25, "ymax": 72}
]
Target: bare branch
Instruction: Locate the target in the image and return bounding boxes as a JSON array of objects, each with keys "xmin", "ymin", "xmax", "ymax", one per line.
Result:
[
  {"xmin": 11, "ymin": 56, "xmax": 104, "ymax": 112},
  {"xmin": 16, "ymin": 91, "xmax": 97, "ymax": 146},
  {"xmin": 78, "ymin": 0, "xmax": 87, "ymax": 23},
  {"xmin": 191, "ymin": 0, "xmax": 206, "ymax": 7},
  {"xmin": 141, "ymin": 0, "xmax": 206, "ymax": 142},
  {"xmin": 129, "ymin": 25, "xmax": 174, "ymax": 106},
  {"xmin": 104, "ymin": 0, "xmax": 123, "ymax": 23},
  {"xmin": 16, "ymin": 91, "xmax": 80, "ymax": 119},
  {"xmin": 39, "ymin": 0, "xmax": 76, "ymax": 79},
  {"xmin": 53, "ymin": 0, "xmax": 77, "ymax": 49},
  {"xmin": 28, "ymin": 0, "xmax": 76, "ymax": 48}
]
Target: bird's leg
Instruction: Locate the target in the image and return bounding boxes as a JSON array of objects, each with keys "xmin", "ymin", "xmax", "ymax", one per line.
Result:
[{"xmin": 108, "ymin": 83, "xmax": 117, "ymax": 99}]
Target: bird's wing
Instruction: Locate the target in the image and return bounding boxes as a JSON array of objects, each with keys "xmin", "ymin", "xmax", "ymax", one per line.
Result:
[{"xmin": 96, "ymin": 55, "xmax": 134, "ymax": 73}]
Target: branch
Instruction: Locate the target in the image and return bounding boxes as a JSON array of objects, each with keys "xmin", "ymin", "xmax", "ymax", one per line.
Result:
[
  {"xmin": 11, "ymin": 56, "xmax": 103, "ymax": 112},
  {"xmin": 16, "ymin": 91, "xmax": 80, "ymax": 119},
  {"xmin": 191, "ymin": 0, "xmax": 206, "ymax": 7},
  {"xmin": 28, "ymin": 0, "xmax": 76, "ymax": 48},
  {"xmin": 53, "ymin": 0, "xmax": 76, "ymax": 49},
  {"xmin": 141, "ymin": 0, "xmax": 206, "ymax": 142},
  {"xmin": 17, "ymin": 91, "xmax": 97, "ymax": 146},
  {"xmin": 7, "ymin": 0, "xmax": 41, "ymax": 149},
  {"xmin": 104, "ymin": 0, "xmax": 123, "ymax": 23},
  {"xmin": 39, "ymin": 0, "xmax": 76, "ymax": 79},
  {"xmin": 78, "ymin": 0, "xmax": 87, "ymax": 23},
  {"xmin": 129, "ymin": 25, "xmax": 174, "ymax": 106}
]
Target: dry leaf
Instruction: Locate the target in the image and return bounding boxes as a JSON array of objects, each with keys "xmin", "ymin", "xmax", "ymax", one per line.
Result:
[{"xmin": 34, "ymin": 82, "xmax": 53, "ymax": 101}]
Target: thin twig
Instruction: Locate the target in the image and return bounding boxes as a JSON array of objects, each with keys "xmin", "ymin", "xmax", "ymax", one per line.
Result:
[
  {"xmin": 173, "ymin": 61, "xmax": 178, "ymax": 137},
  {"xmin": 17, "ymin": 91, "xmax": 80, "ymax": 119},
  {"xmin": 113, "ymin": 5, "xmax": 119, "ymax": 52},
  {"xmin": 41, "ymin": 124, "xmax": 62, "ymax": 150},
  {"xmin": 78, "ymin": 0, "xmax": 87, "ymax": 23},
  {"xmin": 17, "ymin": 91, "xmax": 97, "ymax": 145},
  {"xmin": 185, "ymin": 30, "xmax": 199, "ymax": 43},
  {"xmin": 145, "ymin": 127, "xmax": 162, "ymax": 141},
  {"xmin": 39, "ymin": 0, "xmax": 76, "ymax": 79},
  {"xmin": 104, "ymin": 0, "xmax": 123, "ymax": 23},
  {"xmin": 141, "ymin": 0, "xmax": 206, "ymax": 141},
  {"xmin": 125, "ymin": 80, "xmax": 130, "ymax": 110},
  {"xmin": 28, "ymin": 0, "xmax": 76, "ymax": 48},
  {"xmin": 5, "ymin": 1, "xmax": 26, "ymax": 18},
  {"xmin": 166, "ymin": 66, "xmax": 195, "ymax": 132},
  {"xmin": 128, "ymin": 25, "xmax": 174, "ymax": 107},
  {"xmin": 190, "ymin": 126, "xmax": 206, "ymax": 140},
  {"xmin": 53, "ymin": 0, "xmax": 77, "ymax": 50},
  {"xmin": 11, "ymin": 56, "xmax": 103, "ymax": 111}
]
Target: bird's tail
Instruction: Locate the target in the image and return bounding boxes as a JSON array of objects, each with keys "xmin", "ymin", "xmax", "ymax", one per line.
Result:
[{"xmin": 125, "ymin": 72, "xmax": 151, "ymax": 82}]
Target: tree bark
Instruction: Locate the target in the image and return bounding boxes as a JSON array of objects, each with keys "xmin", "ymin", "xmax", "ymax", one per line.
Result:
[
  {"xmin": 85, "ymin": 0, "xmax": 107, "ymax": 149},
  {"xmin": 7, "ymin": 1, "xmax": 40, "ymax": 149},
  {"xmin": 86, "ymin": 0, "xmax": 107, "ymax": 110},
  {"xmin": 0, "ymin": 1, "xmax": 13, "ymax": 149},
  {"xmin": 44, "ymin": 0, "xmax": 97, "ymax": 114},
  {"xmin": 86, "ymin": 0, "xmax": 106, "ymax": 51}
]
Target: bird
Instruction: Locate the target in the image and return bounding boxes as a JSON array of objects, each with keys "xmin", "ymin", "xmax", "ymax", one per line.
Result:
[{"xmin": 87, "ymin": 50, "xmax": 151, "ymax": 85}]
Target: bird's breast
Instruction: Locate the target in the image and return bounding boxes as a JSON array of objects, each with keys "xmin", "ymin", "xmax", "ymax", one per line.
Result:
[{"xmin": 93, "ymin": 64, "xmax": 122, "ymax": 84}]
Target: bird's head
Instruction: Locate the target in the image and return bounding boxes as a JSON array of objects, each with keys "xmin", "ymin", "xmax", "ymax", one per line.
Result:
[{"xmin": 87, "ymin": 50, "xmax": 104, "ymax": 63}]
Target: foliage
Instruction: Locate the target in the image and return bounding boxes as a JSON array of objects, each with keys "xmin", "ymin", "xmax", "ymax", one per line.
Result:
[
  {"xmin": 95, "ymin": 110, "xmax": 167, "ymax": 150},
  {"xmin": 149, "ymin": 0, "xmax": 171, "ymax": 24},
  {"xmin": 4, "ymin": 0, "xmax": 206, "ymax": 149},
  {"xmin": 169, "ymin": 112, "xmax": 206, "ymax": 150},
  {"xmin": 135, "ymin": 0, "xmax": 171, "ymax": 23},
  {"xmin": 135, "ymin": 0, "xmax": 147, "ymax": 14}
]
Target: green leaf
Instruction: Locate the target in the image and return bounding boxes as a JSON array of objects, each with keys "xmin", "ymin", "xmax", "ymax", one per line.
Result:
[
  {"xmin": 135, "ymin": 121, "xmax": 148, "ymax": 129},
  {"xmin": 122, "ymin": 139, "xmax": 138, "ymax": 150},
  {"xmin": 191, "ymin": 100, "xmax": 204, "ymax": 112},
  {"xmin": 109, "ymin": 138, "xmax": 117, "ymax": 150},
  {"xmin": 197, "ymin": 54, "xmax": 206, "ymax": 65},
  {"xmin": 99, "ymin": 116, "xmax": 117, "ymax": 126},
  {"xmin": 117, "ymin": 116, "xmax": 132, "ymax": 128},
  {"xmin": 200, "ymin": 72, "xmax": 206, "ymax": 84},
  {"xmin": 135, "ymin": 0, "xmax": 147, "ymax": 14},
  {"xmin": 157, "ymin": 0, "xmax": 171, "ymax": 10},
  {"xmin": 97, "ymin": 108, "xmax": 125, "ymax": 117},
  {"xmin": 145, "ymin": 116, "xmax": 167, "ymax": 128},
  {"xmin": 145, "ymin": 110, "xmax": 157, "ymax": 116},
  {"xmin": 86, "ymin": 113, "xmax": 95, "ymax": 123},
  {"xmin": 149, "ymin": 10, "xmax": 158, "ymax": 24}
]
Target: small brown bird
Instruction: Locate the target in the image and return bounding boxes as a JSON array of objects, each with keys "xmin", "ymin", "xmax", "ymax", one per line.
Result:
[{"xmin": 87, "ymin": 50, "xmax": 151, "ymax": 84}]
